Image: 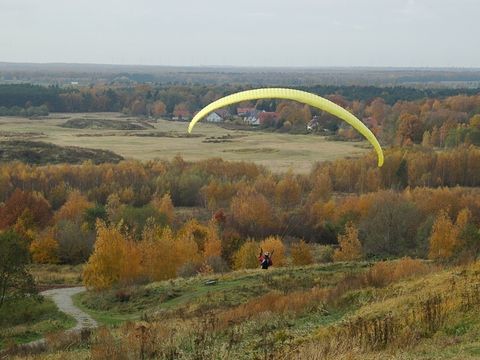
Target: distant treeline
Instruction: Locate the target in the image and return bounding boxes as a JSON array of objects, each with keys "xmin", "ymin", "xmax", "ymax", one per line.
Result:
[
  {"xmin": 0, "ymin": 83, "xmax": 479, "ymax": 111},
  {"xmin": 0, "ymin": 84, "xmax": 63, "ymax": 108},
  {"xmin": 300, "ymin": 85, "xmax": 480, "ymax": 105}
]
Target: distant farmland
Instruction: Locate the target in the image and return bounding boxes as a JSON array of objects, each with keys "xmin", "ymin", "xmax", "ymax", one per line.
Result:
[{"xmin": 0, "ymin": 113, "xmax": 369, "ymax": 173}]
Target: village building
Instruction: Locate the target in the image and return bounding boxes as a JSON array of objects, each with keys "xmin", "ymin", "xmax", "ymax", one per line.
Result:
[
  {"xmin": 205, "ymin": 111, "xmax": 223, "ymax": 123},
  {"xmin": 172, "ymin": 109, "xmax": 192, "ymax": 121},
  {"xmin": 244, "ymin": 110, "xmax": 279, "ymax": 126},
  {"xmin": 237, "ymin": 107, "xmax": 256, "ymax": 117}
]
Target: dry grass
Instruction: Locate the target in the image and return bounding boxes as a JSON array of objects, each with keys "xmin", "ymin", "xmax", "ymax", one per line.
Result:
[
  {"xmin": 365, "ymin": 257, "xmax": 432, "ymax": 288},
  {"xmin": 29, "ymin": 264, "xmax": 84, "ymax": 287},
  {"xmin": 219, "ymin": 288, "xmax": 328, "ymax": 327},
  {"xmin": 284, "ymin": 261, "xmax": 480, "ymax": 359},
  {"xmin": 0, "ymin": 113, "xmax": 368, "ymax": 173}
]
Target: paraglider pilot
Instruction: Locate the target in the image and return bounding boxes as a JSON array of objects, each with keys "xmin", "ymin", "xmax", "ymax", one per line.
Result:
[{"xmin": 259, "ymin": 248, "xmax": 274, "ymax": 269}]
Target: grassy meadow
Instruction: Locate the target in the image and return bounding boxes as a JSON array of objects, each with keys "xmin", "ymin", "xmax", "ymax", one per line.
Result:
[{"xmin": 0, "ymin": 113, "xmax": 368, "ymax": 173}]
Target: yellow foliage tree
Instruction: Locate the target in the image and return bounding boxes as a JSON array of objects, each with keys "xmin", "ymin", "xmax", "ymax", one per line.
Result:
[
  {"xmin": 334, "ymin": 222, "xmax": 363, "ymax": 262},
  {"xmin": 140, "ymin": 223, "xmax": 177, "ymax": 281},
  {"xmin": 429, "ymin": 208, "xmax": 470, "ymax": 261},
  {"xmin": 290, "ymin": 240, "xmax": 313, "ymax": 266},
  {"xmin": 55, "ymin": 190, "xmax": 92, "ymax": 223},
  {"xmin": 230, "ymin": 189, "xmax": 273, "ymax": 235},
  {"xmin": 29, "ymin": 230, "xmax": 58, "ymax": 264},
  {"xmin": 456, "ymin": 207, "xmax": 471, "ymax": 230},
  {"xmin": 174, "ymin": 232, "xmax": 202, "ymax": 272},
  {"xmin": 152, "ymin": 193, "xmax": 175, "ymax": 225},
  {"xmin": 83, "ymin": 220, "xmax": 142, "ymax": 290},
  {"xmin": 233, "ymin": 240, "xmax": 260, "ymax": 270},
  {"xmin": 105, "ymin": 193, "xmax": 124, "ymax": 224},
  {"xmin": 260, "ymin": 236, "xmax": 286, "ymax": 267},
  {"xmin": 203, "ymin": 220, "xmax": 222, "ymax": 259},
  {"xmin": 178, "ymin": 219, "xmax": 209, "ymax": 253},
  {"xmin": 275, "ymin": 173, "xmax": 301, "ymax": 207}
]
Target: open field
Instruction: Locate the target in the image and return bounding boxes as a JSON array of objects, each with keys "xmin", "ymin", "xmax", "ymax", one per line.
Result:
[{"xmin": 0, "ymin": 113, "xmax": 369, "ymax": 173}]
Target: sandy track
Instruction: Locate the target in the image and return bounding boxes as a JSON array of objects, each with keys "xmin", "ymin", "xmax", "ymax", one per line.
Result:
[{"xmin": 40, "ymin": 286, "xmax": 97, "ymax": 330}]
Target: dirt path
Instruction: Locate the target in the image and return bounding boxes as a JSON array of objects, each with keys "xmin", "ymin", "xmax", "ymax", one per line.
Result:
[
  {"xmin": 41, "ymin": 286, "xmax": 97, "ymax": 330},
  {"xmin": 11, "ymin": 287, "xmax": 97, "ymax": 352}
]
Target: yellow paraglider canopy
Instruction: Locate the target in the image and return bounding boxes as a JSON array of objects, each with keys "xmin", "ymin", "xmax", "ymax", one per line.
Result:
[{"xmin": 188, "ymin": 88, "xmax": 384, "ymax": 167}]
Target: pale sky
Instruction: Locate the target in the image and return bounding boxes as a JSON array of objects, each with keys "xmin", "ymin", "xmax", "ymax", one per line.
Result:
[{"xmin": 0, "ymin": 0, "xmax": 478, "ymax": 67}]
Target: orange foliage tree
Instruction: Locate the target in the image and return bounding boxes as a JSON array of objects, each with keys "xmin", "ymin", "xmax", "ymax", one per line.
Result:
[
  {"xmin": 55, "ymin": 190, "xmax": 92, "ymax": 223},
  {"xmin": 0, "ymin": 189, "xmax": 52, "ymax": 230},
  {"xmin": 230, "ymin": 189, "xmax": 273, "ymax": 237},
  {"xmin": 429, "ymin": 208, "xmax": 470, "ymax": 261},
  {"xmin": 29, "ymin": 230, "xmax": 59, "ymax": 264},
  {"xmin": 334, "ymin": 222, "xmax": 363, "ymax": 262},
  {"xmin": 275, "ymin": 174, "xmax": 301, "ymax": 207},
  {"xmin": 151, "ymin": 193, "xmax": 175, "ymax": 225},
  {"xmin": 291, "ymin": 240, "xmax": 314, "ymax": 266}
]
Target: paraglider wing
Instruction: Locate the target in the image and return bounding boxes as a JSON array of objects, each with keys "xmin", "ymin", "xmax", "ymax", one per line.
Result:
[{"xmin": 188, "ymin": 88, "xmax": 384, "ymax": 167}]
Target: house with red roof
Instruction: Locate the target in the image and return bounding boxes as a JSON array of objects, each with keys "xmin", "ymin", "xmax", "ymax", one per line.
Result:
[
  {"xmin": 244, "ymin": 110, "xmax": 279, "ymax": 126},
  {"xmin": 172, "ymin": 109, "xmax": 192, "ymax": 121}
]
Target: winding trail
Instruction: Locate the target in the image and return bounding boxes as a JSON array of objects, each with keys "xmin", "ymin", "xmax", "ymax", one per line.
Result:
[
  {"xmin": 41, "ymin": 287, "xmax": 97, "ymax": 330},
  {"xmin": 15, "ymin": 287, "xmax": 97, "ymax": 351}
]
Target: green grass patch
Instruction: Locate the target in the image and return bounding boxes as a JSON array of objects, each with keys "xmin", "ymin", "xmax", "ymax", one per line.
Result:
[
  {"xmin": 0, "ymin": 297, "xmax": 76, "ymax": 349},
  {"xmin": 74, "ymin": 262, "xmax": 369, "ymax": 326},
  {"xmin": 72, "ymin": 292, "xmax": 140, "ymax": 326}
]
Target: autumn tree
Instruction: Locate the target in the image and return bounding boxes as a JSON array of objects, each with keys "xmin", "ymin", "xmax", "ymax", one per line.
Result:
[
  {"xmin": 309, "ymin": 168, "xmax": 332, "ymax": 201},
  {"xmin": 178, "ymin": 219, "xmax": 210, "ymax": 253},
  {"xmin": 365, "ymin": 98, "xmax": 387, "ymax": 125},
  {"xmin": 151, "ymin": 100, "xmax": 166, "ymax": 117},
  {"xmin": 83, "ymin": 221, "xmax": 142, "ymax": 290},
  {"xmin": 470, "ymin": 114, "xmax": 480, "ymax": 129},
  {"xmin": 13, "ymin": 209, "xmax": 37, "ymax": 243},
  {"xmin": 174, "ymin": 231, "xmax": 202, "ymax": 272},
  {"xmin": 203, "ymin": 220, "xmax": 222, "ymax": 259},
  {"xmin": 397, "ymin": 113, "xmax": 423, "ymax": 145},
  {"xmin": 106, "ymin": 193, "xmax": 124, "ymax": 224},
  {"xmin": 0, "ymin": 189, "xmax": 52, "ymax": 230},
  {"xmin": 151, "ymin": 193, "xmax": 175, "ymax": 225},
  {"xmin": 230, "ymin": 189, "xmax": 274, "ymax": 237},
  {"xmin": 55, "ymin": 190, "xmax": 92, "ymax": 224},
  {"xmin": 429, "ymin": 210, "xmax": 456, "ymax": 260},
  {"xmin": 334, "ymin": 222, "xmax": 363, "ymax": 261},
  {"xmin": 290, "ymin": 240, "xmax": 314, "ymax": 266},
  {"xmin": 140, "ymin": 222, "xmax": 177, "ymax": 281},
  {"xmin": 429, "ymin": 208, "xmax": 471, "ymax": 261},
  {"xmin": 275, "ymin": 174, "xmax": 301, "ymax": 207},
  {"xmin": 29, "ymin": 229, "xmax": 59, "ymax": 264},
  {"xmin": 233, "ymin": 240, "xmax": 260, "ymax": 270},
  {"xmin": 422, "ymin": 130, "xmax": 432, "ymax": 147}
]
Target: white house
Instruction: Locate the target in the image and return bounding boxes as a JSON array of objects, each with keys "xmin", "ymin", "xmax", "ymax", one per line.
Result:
[{"xmin": 206, "ymin": 112, "xmax": 223, "ymax": 123}]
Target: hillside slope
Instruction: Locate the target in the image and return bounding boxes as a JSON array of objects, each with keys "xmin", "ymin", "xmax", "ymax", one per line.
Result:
[{"xmin": 10, "ymin": 260, "xmax": 480, "ymax": 359}]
